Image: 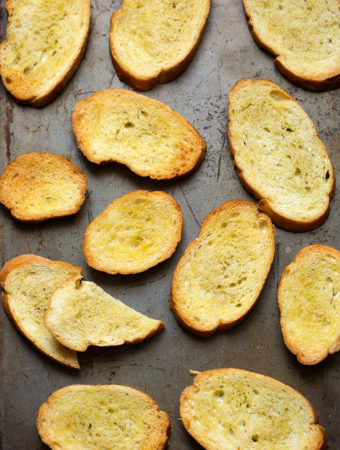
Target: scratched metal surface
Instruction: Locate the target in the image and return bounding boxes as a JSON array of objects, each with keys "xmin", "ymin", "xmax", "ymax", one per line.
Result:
[{"xmin": 0, "ymin": 0, "xmax": 339, "ymax": 449}]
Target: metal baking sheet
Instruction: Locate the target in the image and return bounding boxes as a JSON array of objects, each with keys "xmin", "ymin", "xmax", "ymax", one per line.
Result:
[{"xmin": 1, "ymin": 0, "xmax": 339, "ymax": 448}]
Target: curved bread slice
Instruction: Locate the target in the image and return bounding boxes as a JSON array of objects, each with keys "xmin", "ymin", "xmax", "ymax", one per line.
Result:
[
  {"xmin": 0, "ymin": 255, "xmax": 81, "ymax": 369},
  {"xmin": 228, "ymin": 79, "xmax": 334, "ymax": 232},
  {"xmin": 180, "ymin": 369, "xmax": 326, "ymax": 450},
  {"xmin": 83, "ymin": 190, "xmax": 183, "ymax": 274},
  {"xmin": 71, "ymin": 89, "xmax": 206, "ymax": 179},
  {"xmin": 109, "ymin": 0, "xmax": 210, "ymax": 90},
  {"xmin": 279, "ymin": 245, "xmax": 340, "ymax": 365},
  {"xmin": 170, "ymin": 200, "xmax": 275, "ymax": 337},
  {"xmin": 37, "ymin": 384, "xmax": 170, "ymax": 449},
  {"xmin": 243, "ymin": 0, "xmax": 340, "ymax": 91},
  {"xmin": 0, "ymin": 153, "xmax": 88, "ymax": 222},
  {"xmin": 0, "ymin": 0, "xmax": 90, "ymax": 106}
]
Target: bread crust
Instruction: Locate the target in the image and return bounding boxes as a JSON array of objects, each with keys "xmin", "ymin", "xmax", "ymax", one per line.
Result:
[{"xmin": 228, "ymin": 79, "xmax": 335, "ymax": 232}]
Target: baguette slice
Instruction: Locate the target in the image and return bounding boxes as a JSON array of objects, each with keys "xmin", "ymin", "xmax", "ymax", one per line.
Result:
[
  {"xmin": 180, "ymin": 369, "xmax": 326, "ymax": 450},
  {"xmin": 71, "ymin": 89, "xmax": 206, "ymax": 179},
  {"xmin": 228, "ymin": 79, "xmax": 335, "ymax": 232},
  {"xmin": 37, "ymin": 384, "xmax": 170, "ymax": 450},
  {"xmin": 170, "ymin": 200, "xmax": 275, "ymax": 337},
  {"xmin": 0, "ymin": 153, "xmax": 88, "ymax": 222},
  {"xmin": 243, "ymin": 0, "xmax": 340, "ymax": 91},
  {"xmin": 0, "ymin": 0, "xmax": 90, "ymax": 106},
  {"xmin": 109, "ymin": 0, "xmax": 210, "ymax": 90},
  {"xmin": 45, "ymin": 275, "xmax": 164, "ymax": 351},
  {"xmin": 278, "ymin": 245, "xmax": 340, "ymax": 365},
  {"xmin": 83, "ymin": 190, "xmax": 183, "ymax": 275},
  {"xmin": 0, "ymin": 255, "xmax": 80, "ymax": 369}
]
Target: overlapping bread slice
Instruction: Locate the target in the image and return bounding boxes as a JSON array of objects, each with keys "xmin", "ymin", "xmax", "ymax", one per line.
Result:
[
  {"xmin": 71, "ymin": 89, "xmax": 206, "ymax": 179},
  {"xmin": 37, "ymin": 384, "xmax": 170, "ymax": 449},
  {"xmin": 45, "ymin": 275, "xmax": 164, "ymax": 351},
  {"xmin": 228, "ymin": 79, "xmax": 335, "ymax": 231},
  {"xmin": 279, "ymin": 245, "xmax": 340, "ymax": 365},
  {"xmin": 180, "ymin": 369, "xmax": 326, "ymax": 449},
  {"xmin": 170, "ymin": 200, "xmax": 275, "ymax": 336},
  {"xmin": 0, "ymin": 255, "xmax": 81, "ymax": 369}
]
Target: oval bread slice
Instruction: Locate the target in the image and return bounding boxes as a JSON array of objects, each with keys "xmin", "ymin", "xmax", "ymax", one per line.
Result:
[
  {"xmin": 109, "ymin": 0, "xmax": 210, "ymax": 90},
  {"xmin": 0, "ymin": 153, "xmax": 88, "ymax": 222},
  {"xmin": 180, "ymin": 369, "xmax": 326, "ymax": 450},
  {"xmin": 71, "ymin": 89, "xmax": 206, "ymax": 179},
  {"xmin": 0, "ymin": 0, "xmax": 91, "ymax": 106},
  {"xmin": 0, "ymin": 255, "xmax": 81, "ymax": 369},
  {"xmin": 37, "ymin": 384, "xmax": 170, "ymax": 450},
  {"xmin": 278, "ymin": 245, "xmax": 340, "ymax": 365},
  {"xmin": 83, "ymin": 190, "xmax": 183, "ymax": 275},
  {"xmin": 228, "ymin": 79, "xmax": 335, "ymax": 232},
  {"xmin": 170, "ymin": 200, "xmax": 275, "ymax": 337}
]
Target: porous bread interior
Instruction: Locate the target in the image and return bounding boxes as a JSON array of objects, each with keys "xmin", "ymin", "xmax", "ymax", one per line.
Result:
[
  {"xmin": 229, "ymin": 80, "xmax": 333, "ymax": 222},
  {"xmin": 72, "ymin": 90, "xmax": 205, "ymax": 179},
  {"xmin": 46, "ymin": 278, "xmax": 163, "ymax": 351},
  {"xmin": 181, "ymin": 371, "xmax": 322, "ymax": 449},
  {"xmin": 111, "ymin": 0, "xmax": 209, "ymax": 80},
  {"xmin": 244, "ymin": 0, "xmax": 340, "ymax": 81}
]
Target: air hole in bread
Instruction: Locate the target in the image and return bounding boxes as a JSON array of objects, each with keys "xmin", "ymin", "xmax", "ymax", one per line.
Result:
[
  {"xmin": 124, "ymin": 121, "xmax": 135, "ymax": 128},
  {"xmin": 269, "ymin": 90, "xmax": 288, "ymax": 101},
  {"xmin": 259, "ymin": 220, "xmax": 268, "ymax": 232},
  {"xmin": 252, "ymin": 434, "xmax": 259, "ymax": 442},
  {"xmin": 214, "ymin": 390, "xmax": 224, "ymax": 397},
  {"xmin": 325, "ymin": 170, "xmax": 330, "ymax": 180}
]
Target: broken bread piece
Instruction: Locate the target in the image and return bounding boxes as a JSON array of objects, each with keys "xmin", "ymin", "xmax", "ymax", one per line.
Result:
[
  {"xmin": 37, "ymin": 384, "xmax": 170, "ymax": 449},
  {"xmin": 279, "ymin": 245, "xmax": 340, "ymax": 365},
  {"xmin": 71, "ymin": 89, "xmax": 206, "ymax": 179},
  {"xmin": 0, "ymin": 153, "xmax": 88, "ymax": 222},
  {"xmin": 109, "ymin": 0, "xmax": 210, "ymax": 90},
  {"xmin": 170, "ymin": 200, "xmax": 275, "ymax": 337},
  {"xmin": 180, "ymin": 368, "xmax": 326, "ymax": 449},
  {"xmin": 0, "ymin": 255, "xmax": 81, "ymax": 369},
  {"xmin": 83, "ymin": 190, "xmax": 183, "ymax": 274},
  {"xmin": 228, "ymin": 79, "xmax": 334, "ymax": 231},
  {"xmin": 0, "ymin": 0, "xmax": 90, "ymax": 106}
]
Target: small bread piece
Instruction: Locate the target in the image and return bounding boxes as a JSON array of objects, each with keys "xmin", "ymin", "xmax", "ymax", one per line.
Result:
[
  {"xmin": 83, "ymin": 190, "xmax": 183, "ymax": 275},
  {"xmin": 0, "ymin": 0, "xmax": 90, "ymax": 106},
  {"xmin": 0, "ymin": 255, "xmax": 81, "ymax": 369},
  {"xmin": 228, "ymin": 79, "xmax": 335, "ymax": 232},
  {"xmin": 0, "ymin": 153, "xmax": 88, "ymax": 222},
  {"xmin": 180, "ymin": 368, "xmax": 326, "ymax": 450},
  {"xmin": 243, "ymin": 0, "xmax": 340, "ymax": 91},
  {"xmin": 109, "ymin": 0, "xmax": 210, "ymax": 91},
  {"xmin": 170, "ymin": 200, "xmax": 275, "ymax": 337},
  {"xmin": 37, "ymin": 384, "xmax": 170, "ymax": 450},
  {"xmin": 71, "ymin": 89, "xmax": 206, "ymax": 179},
  {"xmin": 279, "ymin": 245, "xmax": 340, "ymax": 365}
]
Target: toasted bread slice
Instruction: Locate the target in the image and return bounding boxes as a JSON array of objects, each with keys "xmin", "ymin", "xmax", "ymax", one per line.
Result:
[
  {"xmin": 0, "ymin": 255, "xmax": 81, "ymax": 369},
  {"xmin": 228, "ymin": 79, "xmax": 334, "ymax": 232},
  {"xmin": 0, "ymin": 0, "xmax": 90, "ymax": 106},
  {"xmin": 109, "ymin": 0, "xmax": 210, "ymax": 90},
  {"xmin": 243, "ymin": 0, "xmax": 340, "ymax": 91},
  {"xmin": 278, "ymin": 245, "xmax": 340, "ymax": 365},
  {"xmin": 37, "ymin": 384, "xmax": 170, "ymax": 450},
  {"xmin": 0, "ymin": 153, "xmax": 88, "ymax": 222},
  {"xmin": 83, "ymin": 190, "xmax": 183, "ymax": 275},
  {"xmin": 170, "ymin": 200, "xmax": 275, "ymax": 337},
  {"xmin": 180, "ymin": 368, "xmax": 326, "ymax": 450},
  {"xmin": 71, "ymin": 89, "xmax": 206, "ymax": 179}
]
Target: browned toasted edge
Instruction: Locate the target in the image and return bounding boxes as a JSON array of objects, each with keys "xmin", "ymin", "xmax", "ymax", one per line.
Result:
[
  {"xmin": 71, "ymin": 89, "xmax": 206, "ymax": 179},
  {"xmin": 180, "ymin": 368, "xmax": 327, "ymax": 450},
  {"xmin": 37, "ymin": 384, "xmax": 171, "ymax": 449},
  {"xmin": 278, "ymin": 245, "xmax": 340, "ymax": 365},
  {"xmin": 83, "ymin": 190, "xmax": 183, "ymax": 275},
  {"xmin": 242, "ymin": 0, "xmax": 340, "ymax": 92},
  {"xmin": 109, "ymin": 0, "xmax": 210, "ymax": 91},
  {"xmin": 228, "ymin": 78, "xmax": 335, "ymax": 232},
  {"xmin": 0, "ymin": 0, "xmax": 91, "ymax": 107},
  {"xmin": 0, "ymin": 152, "xmax": 88, "ymax": 222},
  {"xmin": 0, "ymin": 254, "xmax": 82, "ymax": 369},
  {"xmin": 170, "ymin": 200, "xmax": 275, "ymax": 337}
]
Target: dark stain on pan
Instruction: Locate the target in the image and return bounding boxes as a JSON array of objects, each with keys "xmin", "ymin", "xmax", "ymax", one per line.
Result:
[{"xmin": 4, "ymin": 99, "xmax": 13, "ymax": 161}]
